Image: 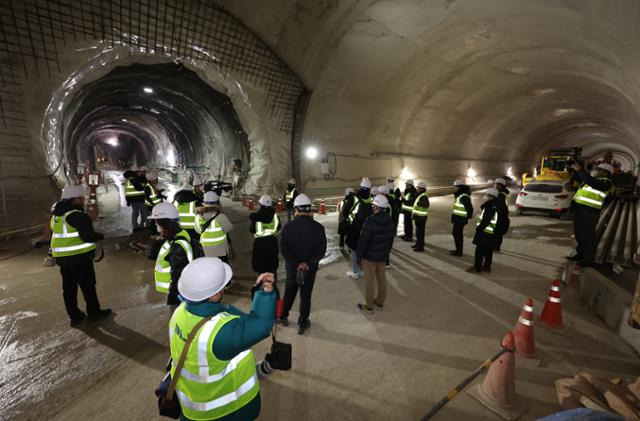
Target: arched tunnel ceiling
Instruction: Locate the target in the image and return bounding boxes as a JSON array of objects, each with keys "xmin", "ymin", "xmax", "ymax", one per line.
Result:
[{"xmin": 216, "ymin": 0, "xmax": 640, "ymax": 169}]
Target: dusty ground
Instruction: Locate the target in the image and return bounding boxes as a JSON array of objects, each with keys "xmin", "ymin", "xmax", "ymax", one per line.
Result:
[{"xmin": 1, "ymin": 188, "xmax": 639, "ymax": 420}]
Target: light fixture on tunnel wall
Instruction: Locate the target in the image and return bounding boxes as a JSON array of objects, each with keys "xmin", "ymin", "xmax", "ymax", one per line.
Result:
[
  {"xmin": 467, "ymin": 165, "xmax": 477, "ymax": 184},
  {"xmin": 305, "ymin": 146, "xmax": 319, "ymax": 160},
  {"xmin": 121, "ymin": 119, "xmax": 127, "ymax": 122},
  {"xmin": 106, "ymin": 136, "xmax": 119, "ymax": 146},
  {"xmin": 507, "ymin": 166, "xmax": 514, "ymax": 178},
  {"xmin": 143, "ymin": 87, "xmax": 154, "ymax": 94}
]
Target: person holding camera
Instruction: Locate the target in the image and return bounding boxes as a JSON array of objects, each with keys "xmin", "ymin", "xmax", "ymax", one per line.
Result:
[{"xmin": 167, "ymin": 258, "xmax": 278, "ymax": 421}]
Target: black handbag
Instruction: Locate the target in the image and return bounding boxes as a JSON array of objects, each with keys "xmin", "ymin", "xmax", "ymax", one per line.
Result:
[
  {"xmin": 269, "ymin": 329, "xmax": 292, "ymax": 371},
  {"xmin": 156, "ymin": 315, "xmax": 214, "ymax": 418}
]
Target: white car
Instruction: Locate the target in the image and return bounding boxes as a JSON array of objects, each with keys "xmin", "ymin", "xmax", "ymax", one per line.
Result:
[{"xmin": 515, "ymin": 180, "xmax": 575, "ymax": 217}]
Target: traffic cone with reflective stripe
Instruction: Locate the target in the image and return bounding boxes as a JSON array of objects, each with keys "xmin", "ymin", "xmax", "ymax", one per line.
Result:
[
  {"xmin": 512, "ymin": 298, "xmax": 536, "ymax": 358},
  {"xmin": 319, "ymin": 198, "xmax": 326, "ymax": 214},
  {"xmin": 469, "ymin": 331, "xmax": 528, "ymax": 420},
  {"xmin": 276, "ymin": 198, "xmax": 284, "ymax": 213},
  {"xmin": 539, "ymin": 279, "xmax": 565, "ymax": 330},
  {"xmin": 248, "ymin": 195, "xmax": 254, "ymax": 211}
]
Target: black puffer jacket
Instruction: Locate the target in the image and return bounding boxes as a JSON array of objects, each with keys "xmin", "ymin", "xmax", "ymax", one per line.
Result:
[
  {"xmin": 51, "ymin": 200, "xmax": 104, "ymax": 263},
  {"xmin": 346, "ymin": 190, "xmax": 372, "ymax": 250},
  {"xmin": 473, "ymin": 199, "xmax": 498, "ymax": 247},
  {"xmin": 280, "ymin": 214, "xmax": 327, "ymax": 270},
  {"xmin": 357, "ymin": 211, "xmax": 395, "ymax": 262},
  {"xmin": 249, "ymin": 206, "xmax": 281, "ymax": 273},
  {"xmin": 173, "ymin": 189, "xmax": 203, "ymax": 207},
  {"xmin": 495, "ymin": 186, "xmax": 510, "ymax": 234},
  {"xmin": 123, "ymin": 172, "xmax": 146, "ymax": 204},
  {"xmin": 451, "ymin": 185, "xmax": 474, "ymax": 224}
]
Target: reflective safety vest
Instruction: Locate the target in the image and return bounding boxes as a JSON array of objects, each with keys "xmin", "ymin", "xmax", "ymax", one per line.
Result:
[
  {"xmin": 412, "ymin": 192, "xmax": 429, "ymax": 217},
  {"xmin": 348, "ymin": 196, "xmax": 373, "ymax": 224},
  {"xmin": 175, "ymin": 201, "xmax": 198, "ymax": 229},
  {"xmin": 169, "ymin": 304, "xmax": 259, "ymax": 420},
  {"xmin": 124, "ymin": 178, "xmax": 144, "ymax": 198},
  {"xmin": 145, "ymin": 184, "xmax": 162, "ymax": 207},
  {"xmin": 402, "ymin": 191, "xmax": 414, "ymax": 212},
  {"xmin": 198, "ymin": 216, "xmax": 227, "ymax": 248},
  {"xmin": 452, "ymin": 194, "xmax": 470, "ymax": 217},
  {"xmin": 285, "ymin": 188, "xmax": 297, "ymax": 202},
  {"xmin": 154, "ymin": 230, "xmax": 193, "ymax": 293},
  {"xmin": 50, "ymin": 210, "xmax": 96, "ymax": 257},
  {"xmin": 573, "ymin": 179, "xmax": 612, "ymax": 210},
  {"xmin": 477, "ymin": 209, "xmax": 498, "ymax": 234},
  {"xmin": 254, "ymin": 215, "xmax": 280, "ymax": 238}
]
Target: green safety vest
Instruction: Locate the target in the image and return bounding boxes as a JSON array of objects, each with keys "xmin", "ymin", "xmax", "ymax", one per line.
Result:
[
  {"xmin": 50, "ymin": 210, "xmax": 96, "ymax": 257},
  {"xmin": 402, "ymin": 191, "xmax": 414, "ymax": 212},
  {"xmin": 169, "ymin": 304, "xmax": 259, "ymax": 420},
  {"xmin": 175, "ymin": 201, "xmax": 198, "ymax": 229},
  {"xmin": 573, "ymin": 178, "xmax": 612, "ymax": 210},
  {"xmin": 412, "ymin": 192, "xmax": 429, "ymax": 217},
  {"xmin": 477, "ymin": 209, "xmax": 498, "ymax": 234},
  {"xmin": 198, "ymin": 216, "xmax": 227, "ymax": 248},
  {"xmin": 254, "ymin": 215, "xmax": 280, "ymax": 238},
  {"xmin": 145, "ymin": 184, "xmax": 162, "ymax": 207},
  {"xmin": 154, "ymin": 230, "xmax": 193, "ymax": 293},
  {"xmin": 348, "ymin": 196, "xmax": 373, "ymax": 224},
  {"xmin": 285, "ymin": 188, "xmax": 296, "ymax": 202},
  {"xmin": 124, "ymin": 178, "xmax": 144, "ymax": 198},
  {"xmin": 452, "ymin": 194, "xmax": 470, "ymax": 217}
]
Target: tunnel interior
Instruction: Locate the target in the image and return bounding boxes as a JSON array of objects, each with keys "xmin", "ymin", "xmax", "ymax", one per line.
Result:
[{"xmin": 63, "ymin": 63, "xmax": 250, "ymax": 178}]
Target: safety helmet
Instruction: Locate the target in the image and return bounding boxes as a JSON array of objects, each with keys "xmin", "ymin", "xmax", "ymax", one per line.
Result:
[
  {"xmin": 204, "ymin": 191, "xmax": 219, "ymax": 204},
  {"xmin": 61, "ymin": 185, "xmax": 85, "ymax": 200},
  {"xmin": 486, "ymin": 188, "xmax": 499, "ymax": 198},
  {"xmin": 294, "ymin": 194, "xmax": 312, "ymax": 207},
  {"xmin": 495, "ymin": 178, "xmax": 506, "ymax": 186},
  {"xmin": 360, "ymin": 177, "xmax": 372, "ymax": 189},
  {"xmin": 288, "ymin": 178, "xmax": 296, "ymax": 185},
  {"xmin": 192, "ymin": 175, "xmax": 203, "ymax": 187},
  {"xmin": 386, "ymin": 176, "xmax": 394, "ymax": 182},
  {"xmin": 345, "ymin": 187, "xmax": 354, "ymax": 195},
  {"xmin": 417, "ymin": 181, "xmax": 427, "ymax": 189},
  {"xmin": 453, "ymin": 179, "xmax": 465, "ymax": 186},
  {"xmin": 178, "ymin": 257, "xmax": 233, "ymax": 302},
  {"xmin": 378, "ymin": 185, "xmax": 389, "ymax": 195},
  {"xmin": 596, "ymin": 163, "xmax": 614, "ymax": 174},
  {"xmin": 259, "ymin": 195, "xmax": 272, "ymax": 207},
  {"xmin": 373, "ymin": 194, "xmax": 389, "ymax": 208},
  {"xmin": 371, "ymin": 186, "xmax": 379, "ymax": 195},
  {"xmin": 148, "ymin": 202, "xmax": 179, "ymax": 219},
  {"xmin": 405, "ymin": 179, "xmax": 415, "ymax": 186}
]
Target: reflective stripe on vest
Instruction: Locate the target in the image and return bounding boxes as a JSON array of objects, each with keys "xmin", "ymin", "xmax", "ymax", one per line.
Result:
[
  {"xmin": 145, "ymin": 184, "xmax": 162, "ymax": 207},
  {"xmin": 50, "ymin": 210, "xmax": 96, "ymax": 257},
  {"xmin": 412, "ymin": 192, "xmax": 429, "ymax": 217},
  {"xmin": 402, "ymin": 192, "xmax": 414, "ymax": 212},
  {"xmin": 476, "ymin": 209, "xmax": 498, "ymax": 234},
  {"xmin": 452, "ymin": 194, "xmax": 469, "ymax": 217},
  {"xmin": 200, "ymin": 218, "xmax": 226, "ymax": 247},
  {"xmin": 348, "ymin": 196, "xmax": 373, "ymax": 223},
  {"xmin": 176, "ymin": 201, "xmax": 197, "ymax": 228},
  {"xmin": 169, "ymin": 304, "xmax": 259, "ymax": 420},
  {"xmin": 154, "ymin": 230, "xmax": 193, "ymax": 293},
  {"xmin": 285, "ymin": 188, "xmax": 296, "ymax": 201},
  {"xmin": 124, "ymin": 179, "xmax": 144, "ymax": 197},
  {"xmin": 573, "ymin": 179, "xmax": 610, "ymax": 210},
  {"xmin": 254, "ymin": 215, "xmax": 280, "ymax": 238}
]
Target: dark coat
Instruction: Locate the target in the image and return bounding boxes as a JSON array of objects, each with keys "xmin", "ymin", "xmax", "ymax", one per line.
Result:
[
  {"xmin": 124, "ymin": 173, "xmax": 146, "ymax": 204},
  {"xmin": 357, "ymin": 211, "xmax": 395, "ymax": 262},
  {"xmin": 249, "ymin": 206, "xmax": 281, "ymax": 273},
  {"xmin": 495, "ymin": 186, "xmax": 510, "ymax": 234},
  {"xmin": 338, "ymin": 193, "xmax": 355, "ymax": 234},
  {"xmin": 345, "ymin": 190, "xmax": 373, "ymax": 250},
  {"xmin": 283, "ymin": 186, "xmax": 298, "ymax": 209},
  {"xmin": 173, "ymin": 189, "xmax": 203, "ymax": 207},
  {"xmin": 388, "ymin": 189, "xmax": 402, "ymax": 222},
  {"xmin": 52, "ymin": 200, "xmax": 104, "ymax": 264},
  {"xmin": 280, "ymin": 214, "xmax": 327, "ymax": 271},
  {"xmin": 401, "ymin": 186, "xmax": 418, "ymax": 214},
  {"xmin": 473, "ymin": 199, "xmax": 498, "ymax": 247},
  {"xmin": 451, "ymin": 185, "xmax": 474, "ymax": 225},
  {"xmin": 147, "ymin": 229, "xmax": 193, "ymax": 305}
]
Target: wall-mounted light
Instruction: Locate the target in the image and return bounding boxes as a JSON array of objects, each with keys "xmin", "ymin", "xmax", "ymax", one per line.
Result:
[
  {"xmin": 305, "ymin": 146, "xmax": 319, "ymax": 160},
  {"xmin": 506, "ymin": 166, "xmax": 514, "ymax": 178},
  {"xmin": 106, "ymin": 137, "xmax": 119, "ymax": 146},
  {"xmin": 143, "ymin": 87, "xmax": 154, "ymax": 94}
]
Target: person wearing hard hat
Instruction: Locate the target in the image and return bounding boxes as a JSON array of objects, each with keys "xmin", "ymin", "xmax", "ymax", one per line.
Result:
[
  {"xmin": 346, "ymin": 177, "xmax": 374, "ymax": 279},
  {"xmin": 195, "ymin": 191, "xmax": 233, "ymax": 262},
  {"xmin": 50, "ymin": 185, "xmax": 111, "ymax": 326},
  {"xmin": 386, "ymin": 178, "xmax": 402, "ymax": 235},
  {"xmin": 144, "ymin": 171, "xmax": 165, "ymax": 235},
  {"xmin": 168, "ymin": 258, "xmax": 277, "ymax": 421},
  {"xmin": 450, "ymin": 179, "xmax": 474, "ymax": 256},
  {"xmin": 283, "ymin": 178, "xmax": 298, "ymax": 222},
  {"xmin": 147, "ymin": 202, "xmax": 198, "ymax": 306},
  {"xmin": 568, "ymin": 161, "xmax": 614, "ymax": 267},
  {"xmin": 400, "ymin": 179, "xmax": 418, "ymax": 242},
  {"xmin": 250, "ymin": 195, "xmax": 281, "ymax": 278},
  {"xmin": 278, "ymin": 194, "xmax": 327, "ymax": 334},
  {"xmin": 337, "ymin": 187, "xmax": 355, "ymax": 250},
  {"xmin": 172, "ymin": 183, "xmax": 203, "ymax": 241},
  {"xmin": 356, "ymin": 194, "xmax": 395, "ymax": 314},
  {"xmin": 124, "ymin": 166, "xmax": 148, "ymax": 231},
  {"xmin": 377, "ymin": 184, "xmax": 395, "ymax": 267},
  {"xmin": 467, "ymin": 188, "xmax": 500, "ymax": 273},
  {"xmin": 192, "ymin": 175, "xmax": 205, "ymax": 201},
  {"xmin": 412, "ymin": 181, "xmax": 430, "ymax": 252},
  {"xmin": 493, "ymin": 178, "xmax": 511, "ymax": 252}
]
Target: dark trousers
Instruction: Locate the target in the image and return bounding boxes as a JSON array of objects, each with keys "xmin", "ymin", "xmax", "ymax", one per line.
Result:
[
  {"xmin": 282, "ymin": 266, "xmax": 317, "ymax": 326},
  {"xmin": 474, "ymin": 245, "xmax": 493, "ymax": 270},
  {"xmin": 414, "ymin": 217, "xmax": 427, "ymax": 250},
  {"xmin": 573, "ymin": 204, "xmax": 600, "ymax": 266},
  {"xmin": 58, "ymin": 257, "xmax": 101, "ymax": 319},
  {"xmin": 493, "ymin": 234, "xmax": 504, "ymax": 251},
  {"xmin": 403, "ymin": 211, "xmax": 413, "ymax": 239},
  {"xmin": 452, "ymin": 222, "xmax": 465, "ymax": 252},
  {"xmin": 339, "ymin": 233, "xmax": 346, "ymax": 248}
]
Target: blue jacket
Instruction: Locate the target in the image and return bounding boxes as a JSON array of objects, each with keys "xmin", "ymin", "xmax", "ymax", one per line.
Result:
[
  {"xmin": 357, "ymin": 211, "xmax": 395, "ymax": 262},
  {"xmin": 180, "ymin": 290, "xmax": 276, "ymax": 421}
]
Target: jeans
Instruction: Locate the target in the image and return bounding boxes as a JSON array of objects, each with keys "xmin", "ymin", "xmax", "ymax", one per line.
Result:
[
  {"xmin": 58, "ymin": 257, "xmax": 101, "ymax": 319},
  {"xmin": 131, "ymin": 201, "xmax": 148, "ymax": 229},
  {"xmin": 282, "ymin": 265, "xmax": 317, "ymax": 326},
  {"xmin": 362, "ymin": 259, "xmax": 387, "ymax": 308},
  {"xmin": 351, "ymin": 248, "xmax": 362, "ymax": 275}
]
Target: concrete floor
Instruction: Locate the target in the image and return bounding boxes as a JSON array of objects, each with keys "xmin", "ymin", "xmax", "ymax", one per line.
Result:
[{"xmin": 1, "ymin": 190, "xmax": 639, "ymax": 420}]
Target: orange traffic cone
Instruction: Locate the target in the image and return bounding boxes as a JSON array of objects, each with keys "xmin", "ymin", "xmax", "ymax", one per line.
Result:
[
  {"xmin": 512, "ymin": 298, "xmax": 536, "ymax": 358},
  {"xmin": 538, "ymin": 279, "xmax": 566, "ymax": 331},
  {"xmin": 276, "ymin": 198, "xmax": 284, "ymax": 213},
  {"xmin": 319, "ymin": 198, "xmax": 326, "ymax": 214},
  {"xmin": 469, "ymin": 331, "xmax": 528, "ymax": 420},
  {"xmin": 242, "ymin": 193, "xmax": 247, "ymax": 207},
  {"xmin": 248, "ymin": 195, "xmax": 254, "ymax": 211}
]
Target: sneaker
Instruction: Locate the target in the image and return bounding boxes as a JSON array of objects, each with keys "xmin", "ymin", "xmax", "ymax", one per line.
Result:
[
  {"xmin": 385, "ymin": 264, "xmax": 391, "ymax": 269},
  {"xmin": 346, "ymin": 271, "xmax": 356, "ymax": 279},
  {"xmin": 69, "ymin": 313, "xmax": 86, "ymax": 327},
  {"xmin": 87, "ymin": 309, "xmax": 112, "ymax": 322},
  {"xmin": 277, "ymin": 317, "xmax": 289, "ymax": 327},
  {"xmin": 358, "ymin": 303, "xmax": 374, "ymax": 315},
  {"xmin": 466, "ymin": 266, "xmax": 481, "ymax": 274},
  {"xmin": 355, "ymin": 271, "xmax": 364, "ymax": 279},
  {"xmin": 373, "ymin": 300, "xmax": 384, "ymax": 310}
]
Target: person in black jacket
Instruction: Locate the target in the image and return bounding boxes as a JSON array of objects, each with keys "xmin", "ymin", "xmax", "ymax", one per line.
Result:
[
  {"xmin": 283, "ymin": 179, "xmax": 298, "ymax": 222},
  {"xmin": 123, "ymin": 169, "xmax": 148, "ymax": 231},
  {"xmin": 338, "ymin": 188, "xmax": 355, "ymax": 249},
  {"xmin": 356, "ymin": 194, "xmax": 395, "ymax": 314},
  {"xmin": 450, "ymin": 180, "xmax": 474, "ymax": 256},
  {"xmin": 249, "ymin": 195, "xmax": 281, "ymax": 277},
  {"xmin": 412, "ymin": 181, "xmax": 430, "ymax": 252},
  {"xmin": 279, "ymin": 194, "xmax": 327, "ymax": 334},
  {"xmin": 493, "ymin": 178, "xmax": 510, "ymax": 252},
  {"xmin": 172, "ymin": 187, "xmax": 203, "ymax": 241},
  {"xmin": 346, "ymin": 178, "xmax": 373, "ymax": 279},
  {"xmin": 468, "ymin": 188, "xmax": 500, "ymax": 273},
  {"xmin": 51, "ymin": 186, "xmax": 111, "ymax": 326},
  {"xmin": 400, "ymin": 179, "xmax": 417, "ymax": 241},
  {"xmin": 386, "ymin": 178, "xmax": 402, "ymax": 235}
]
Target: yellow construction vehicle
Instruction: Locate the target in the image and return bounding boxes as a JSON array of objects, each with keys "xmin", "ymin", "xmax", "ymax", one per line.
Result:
[{"xmin": 522, "ymin": 147, "xmax": 583, "ymax": 186}]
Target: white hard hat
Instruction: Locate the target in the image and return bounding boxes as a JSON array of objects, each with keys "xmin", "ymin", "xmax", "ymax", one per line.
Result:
[
  {"xmin": 148, "ymin": 202, "xmax": 179, "ymax": 219},
  {"xmin": 193, "ymin": 175, "xmax": 203, "ymax": 186},
  {"xmin": 146, "ymin": 171, "xmax": 158, "ymax": 180},
  {"xmin": 345, "ymin": 187, "xmax": 354, "ymax": 195},
  {"xmin": 405, "ymin": 179, "xmax": 415, "ymax": 186},
  {"xmin": 486, "ymin": 188, "xmax": 499, "ymax": 197},
  {"xmin": 204, "ymin": 191, "xmax": 219, "ymax": 204},
  {"xmin": 417, "ymin": 181, "xmax": 427, "ymax": 189},
  {"xmin": 371, "ymin": 186, "xmax": 379, "ymax": 195},
  {"xmin": 61, "ymin": 185, "xmax": 84, "ymax": 200},
  {"xmin": 386, "ymin": 182, "xmax": 394, "ymax": 191},
  {"xmin": 288, "ymin": 178, "xmax": 296, "ymax": 185},
  {"xmin": 373, "ymin": 194, "xmax": 389, "ymax": 208},
  {"xmin": 294, "ymin": 194, "xmax": 312, "ymax": 207},
  {"xmin": 597, "ymin": 163, "xmax": 614, "ymax": 174},
  {"xmin": 259, "ymin": 194, "xmax": 272, "ymax": 207},
  {"xmin": 378, "ymin": 185, "xmax": 389, "ymax": 195},
  {"xmin": 453, "ymin": 179, "xmax": 465, "ymax": 186},
  {"xmin": 386, "ymin": 176, "xmax": 394, "ymax": 182},
  {"xmin": 178, "ymin": 257, "xmax": 233, "ymax": 302},
  {"xmin": 495, "ymin": 178, "xmax": 506, "ymax": 185},
  {"xmin": 360, "ymin": 177, "xmax": 372, "ymax": 189}
]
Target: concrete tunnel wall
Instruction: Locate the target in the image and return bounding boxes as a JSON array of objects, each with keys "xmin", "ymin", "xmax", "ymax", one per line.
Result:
[{"xmin": 3, "ymin": 0, "xmax": 640, "ymax": 231}]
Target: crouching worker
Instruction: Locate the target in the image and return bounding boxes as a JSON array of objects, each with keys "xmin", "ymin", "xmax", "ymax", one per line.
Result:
[{"xmin": 168, "ymin": 258, "xmax": 278, "ymax": 420}]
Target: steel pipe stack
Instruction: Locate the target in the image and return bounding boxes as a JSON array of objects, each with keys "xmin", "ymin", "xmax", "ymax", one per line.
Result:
[{"xmin": 594, "ymin": 196, "xmax": 638, "ymax": 266}]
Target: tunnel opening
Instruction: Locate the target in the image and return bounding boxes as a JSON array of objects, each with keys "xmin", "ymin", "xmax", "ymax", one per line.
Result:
[{"xmin": 62, "ymin": 62, "xmax": 250, "ymax": 181}]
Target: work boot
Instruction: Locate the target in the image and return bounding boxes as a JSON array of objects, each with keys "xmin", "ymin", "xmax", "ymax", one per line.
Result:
[
  {"xmin": 297, "ymin": 320, "xmax": 310, "ymax": 335},
  {"xmin": 373, "ymin": 300, "xmax": 384, "ymax": 311},
  {"xmin": 277, "ymin": 317, "xmax": 289, "ymax": 327},
  {"xmin": 69, "ymin": 312, "xmax": 86, "ymax": 327},
  {"xmin": 466, "ymin": 266, "xmax": 481, "ymax": 274},
  {"xmin": 566, "ymin": 255, "xmax": 582, "ymax": 261},
  {"xmin": 88, "ymin": 309, "xmax": 112, "ymax": 322},
  {"xmin": 357, "ymin": 303, "xmax": 374, "ymax": 315},
  {"xmin": 402, "ymin": 236, "xmax": 413, "ymax": 242}
]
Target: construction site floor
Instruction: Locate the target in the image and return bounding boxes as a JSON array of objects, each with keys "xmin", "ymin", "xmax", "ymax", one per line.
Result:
[{"xmin": 1, "ymin": 191, "xmax": 639, "ymax": 420}]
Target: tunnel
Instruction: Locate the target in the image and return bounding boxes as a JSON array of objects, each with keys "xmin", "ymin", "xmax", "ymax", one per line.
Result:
[{"xmin": 2, "ymin": 1, "xmax": 640, "ymax": 420}]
